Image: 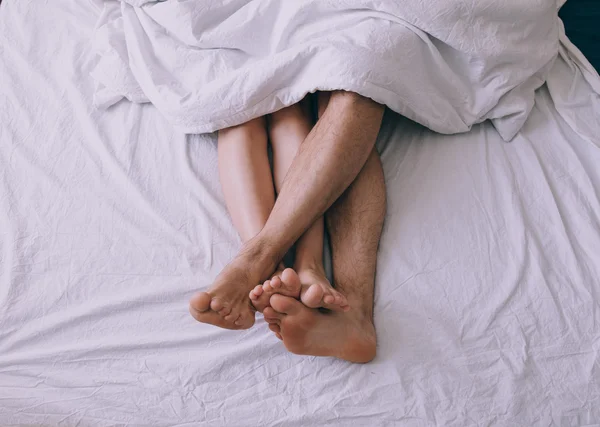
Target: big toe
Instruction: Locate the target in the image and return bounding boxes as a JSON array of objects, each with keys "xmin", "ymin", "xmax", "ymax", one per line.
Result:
[
  {"xmin": 301, "ymin": 284, "xmax": 325, "ymax": 308},
  {"xmin": 270, "ymin": 294, "xmax": 303, "ymax": 315},
  {"xmin": 281, "ymin": 268, "xmax": 301, "ymax": 290},
  {"xmin": 189, "ymin": 292, "xmax": 212, "ymax": 313}
]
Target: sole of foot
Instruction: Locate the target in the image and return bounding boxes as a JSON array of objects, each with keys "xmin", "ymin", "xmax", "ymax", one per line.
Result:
[
  {"xmin": 189, "ymin": 265, "xmax": 257, "ymax": 330},
  {"xmin": 264, "ymin": 294, "xmax": 376, "ymax": 363}
]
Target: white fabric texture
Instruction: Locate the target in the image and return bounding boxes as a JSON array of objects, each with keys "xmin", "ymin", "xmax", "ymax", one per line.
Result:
[
  {"xmin": 91, "ymin": 0, "xmax": 558, "ymax": 141},
  {"xmin": 1, "ymin": 1, "xmax": 600, "ymax": 426}
]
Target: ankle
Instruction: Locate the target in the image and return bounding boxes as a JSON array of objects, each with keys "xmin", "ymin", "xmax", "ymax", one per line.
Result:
[
  {"xmin": 335, "ymin": 283, "xmax": 374, "ymax": 319},
  {"xmin": 347, "ymin": 301, "xmax": 373, "ymax": 320},
  {"xmin": 294, "ymin": 257, "xmax": 325, "ymax": 275},
  {"xmin": 238, "ymin": 236, "xmax": 281, "ymax": 279}
]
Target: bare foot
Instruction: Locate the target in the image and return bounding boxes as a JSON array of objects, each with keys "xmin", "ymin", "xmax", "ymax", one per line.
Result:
[
  {"xmin": 249, "ymin": 268, "xmax": 301, "ymax": 313},
  {"xmin": 264, "ymin": 318, "xmax": 283, "ymax": 341},
  {"xmin": 263, "ymin": 295, "xmax": 376, "ymax": 363},
  {"xmin": 295, "ymin": 267, "xmax": 350, "ymax": 311},
  {"xmin": 189, "ymin": 250, "xmax": 271, "ymax": 330}
]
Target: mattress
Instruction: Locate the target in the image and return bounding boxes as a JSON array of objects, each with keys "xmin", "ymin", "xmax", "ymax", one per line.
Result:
[{"xmin": 1, "ymin": 1, "xmax": 600, "ymax": 426}]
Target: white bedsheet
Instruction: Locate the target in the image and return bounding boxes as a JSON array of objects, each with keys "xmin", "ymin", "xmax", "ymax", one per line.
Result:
[{"xmin": 1, "ymin": 1, "xmax": 600, "ymax": 426}]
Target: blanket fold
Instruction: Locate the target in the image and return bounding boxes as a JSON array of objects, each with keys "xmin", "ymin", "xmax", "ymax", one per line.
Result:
[{"xmin": 91, "ymin": 0, "xmax": 559, "ymax": 140}]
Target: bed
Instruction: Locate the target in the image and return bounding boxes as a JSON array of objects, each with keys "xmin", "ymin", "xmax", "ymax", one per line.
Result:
[{"xmin": 1, "ymin": 1, "xmax": 599, "ymax": 426}]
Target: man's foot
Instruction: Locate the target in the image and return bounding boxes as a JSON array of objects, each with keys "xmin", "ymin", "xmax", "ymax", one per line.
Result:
[
  {"xmin": 249, "ymin": 268, "xmax": 301, "ymax": 313},
  {"xmin": 263, "ymin": 295, "xmax": 376, "ymax": 363},
  {"xmin": 189, "ymin": 257, "xmax": 262, "ymax": 330},
  {"xmin": 296, "ymin": 267, "xmax": 350, "ymax": 311}
]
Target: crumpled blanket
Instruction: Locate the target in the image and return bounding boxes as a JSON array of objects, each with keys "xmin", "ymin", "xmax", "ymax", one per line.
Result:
[{"xmin": 91, "ymin": 0, "xmax": 559, "ymax": 140}]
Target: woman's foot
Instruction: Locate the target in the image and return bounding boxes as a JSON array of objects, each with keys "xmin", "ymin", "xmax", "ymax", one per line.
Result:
[
  {"xmin": 249, "ymin": 268, "xmax": 301, "ymax": 313},
  {"xmin": 295, "ymin": 267, "xmax": 350, "ymax": 311}
]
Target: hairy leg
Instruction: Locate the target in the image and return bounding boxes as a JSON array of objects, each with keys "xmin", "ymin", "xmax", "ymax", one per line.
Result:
[
  {"xmin": 249, "ymin": 101, "xmax": 348, "ymax": 312},
  {"xmin": 294, "ymin": 92, "xmax": 348, "ymax": 310},
  {"xmin": 190, "ymin": 92, "xmax": 384, "ymax": 329},
  {"xmin": 265, "ymin": 147, "xmax": 386, "ymax": 362}
]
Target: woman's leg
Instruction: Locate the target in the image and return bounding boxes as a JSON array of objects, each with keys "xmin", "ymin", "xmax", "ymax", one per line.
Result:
[
  {"xmin": 218, "ymin": 117, "xmax": 273, "ymax": 242},
  {"xmin": 249, "ymin": 100, "xmax": 349, "ymax": 313},
  {"xmin": 189, "ymin": 117, "xmax": 298, "ymax": 329}
]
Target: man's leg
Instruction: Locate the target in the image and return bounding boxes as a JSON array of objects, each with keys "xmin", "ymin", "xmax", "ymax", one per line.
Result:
[
  {"xmin": 190, "ymin": 92, "xmax": 384, "ymax": 330},
  {"xmin": 249, "ymin": 100, "xmax": 349, "ymax": 313},
  {"xmin": 264, "ymin": 148, "xmax": 386, "ymax": 362}
]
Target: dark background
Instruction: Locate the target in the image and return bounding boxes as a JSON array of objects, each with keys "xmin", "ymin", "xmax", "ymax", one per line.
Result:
[{"xmin": 560, "ymin": 0, "xmax": 600, "ymax": 71}]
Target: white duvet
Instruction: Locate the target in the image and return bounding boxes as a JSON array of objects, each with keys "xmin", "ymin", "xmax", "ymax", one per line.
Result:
[{"xmin": 92, "ymin": 0, "xmax": 559, "ymax": 140}]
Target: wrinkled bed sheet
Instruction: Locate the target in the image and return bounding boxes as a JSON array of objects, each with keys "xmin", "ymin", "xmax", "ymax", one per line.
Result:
[
  {"xmin": 91, "ymin": 0, "xmax": 559, "ymax": 140},
  {"xmin": 1, "ymin": 1, "xmax": 600, "ymax": 426}
]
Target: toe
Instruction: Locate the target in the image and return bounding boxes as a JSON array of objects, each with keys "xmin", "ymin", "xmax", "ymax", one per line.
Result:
[
  {"xmin": 270, "ymin": 294, "xmax": 302, "ymax": 315},
  {"xmin": 323, "ymin": 294, "xmax": 336, "ymax": 305},
  {"xmin": 224, "ymin": 312, "xmax": 239, "ymax": 322},
  {"xmin": 235, "ymin": 313, "xmax": 255, "ymax": 328},
  {"xmin": 263, "ymin": 280, "xmax": 272, "ymax": 293},
  {"xmin": 322, "ymin": 293, "xmax": 351, "ymax": 312},
  {"xmin": 219, "ymin": 307, "xmax": 232, "ymax": 317},
  {"xmin": 301, "ymin": 284, "xmax": 324, "ymax": 308},
  {"xmin": 210, "ymin": 298, "xmax": 224, "ymax": 312},
  {"xmin": 330, "ymin": 291, "xmax": 349, "ymax": 310},
  {"xmin": 337, "ymin": 293, "xmax": 348, "ymax": 305},
  {"xmin": 189, "ymin": 292, "xmax": 212, "ymax": 313},
  {"xmin": 281, "ymin": 268, "xmax": 301, "ymax": 290},
  {"xmin": 271, "ymin": 276, "xmax": 282, "ymax": 289},
  {"xmin": 188, "ymin": 307, "xmax": 247, "ymax": 330},
  {"xmin": 249, "ymin": 285, "xmax": 262, "ymax": 300}
]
